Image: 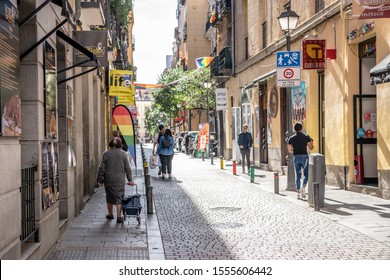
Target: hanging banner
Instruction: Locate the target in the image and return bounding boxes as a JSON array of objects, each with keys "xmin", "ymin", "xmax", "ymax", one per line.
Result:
[
  {"xmin": 291, "ymin": 81, "xmax": 307, "ymax": 131},
  {"xmin": 74, "ymin": 30, "xmax": 108, "ymax": 67},
  {"xmin": 215, "ymin": 88, "xmax": 228, "ymax": 110},
  {"xmin": 112, "ymin": 105, "xmax": 137, "ymax": 167},
  {"xmin": 352, "ymin": 0, "xmax": 390, "ymax": 19},
  {"xmin": 109, "ymin": 69, "xmax": 135, "ymax": 99},
  {"xmin": 0, "ymin": 0, "xmax": 21, "ymax": 136}
]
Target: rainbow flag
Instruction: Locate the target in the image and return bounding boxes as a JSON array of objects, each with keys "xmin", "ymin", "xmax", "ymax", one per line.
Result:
[
  {"xmin": 112, "ymin": 105, "xmax": 136, "ymax": 167},
  {"xmin": 134, "ymin": 83, "xmax": 164, "ymax": 90},
  {"xmin": 195, "ymin": 57, "xmax": 214, "ymax": 68}
]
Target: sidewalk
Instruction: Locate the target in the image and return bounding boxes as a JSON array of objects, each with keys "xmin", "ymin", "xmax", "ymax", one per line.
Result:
[
  {"xmin": 47, "ymin": 145, "xmax": 163, "ymax": 260},
  {"xmin": 219, "ymin": 158, "xmax": 390, "ymax": 247}
]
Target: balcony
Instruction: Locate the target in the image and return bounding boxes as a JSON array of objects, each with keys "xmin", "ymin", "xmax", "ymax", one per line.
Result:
[
  {"xmin": 80, "ymin": 0, "xmax": 105, "ymax": 27},
  {"xmin": 209, "ymin": 56, "xmax": 219, "ymax": 77},
  {"xmin": 218, "ymin": 47, "xmax": 232, "ymax": 74},
  {"xmin": 217, "ymin": 0, "xmax": 231, "ymax": 21}
]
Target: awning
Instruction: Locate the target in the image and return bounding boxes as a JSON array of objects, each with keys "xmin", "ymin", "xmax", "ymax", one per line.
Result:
[
  {"xmin": 253, "ymin": 70, "xmax": 276, "ymax": 84},
  {"xmin": 370, "ymin": 54, "xmax": 390, "ymax": 85},
  {"xmin": 56, "ymin": 30, "xmax": 101, "ymax": 84}
]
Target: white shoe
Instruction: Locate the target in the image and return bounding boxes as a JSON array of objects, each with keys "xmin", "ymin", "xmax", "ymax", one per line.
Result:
[
  {"xmin": 297, "ymin": 192, "xmax": 301, "ymax": 199},
  {"xmin": 168, "ymin": 174, "xmax": 172, "ymax": 179},
  {"xmin": 301, "ymin": 186, "xmax": 306, "ymax": 198}
]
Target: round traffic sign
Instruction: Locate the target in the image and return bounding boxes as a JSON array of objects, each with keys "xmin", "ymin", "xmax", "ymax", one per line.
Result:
[{"xmin": 283, "ymin": 68, "xmax": 294, "ymax": 79}]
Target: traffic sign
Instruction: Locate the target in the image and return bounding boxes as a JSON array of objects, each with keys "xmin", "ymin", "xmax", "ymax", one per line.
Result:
[
  {"xmin": 277, "ymin": 67, "xmax": 301, "ymax": 80},
  {"xmin": 276, "ymin": 51, "xmax": 301, "ymax": 67}
]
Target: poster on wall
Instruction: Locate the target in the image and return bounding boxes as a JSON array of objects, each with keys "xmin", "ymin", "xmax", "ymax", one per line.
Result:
[
  {"xmin": 42, "ymin": 142, "xmax": 59, "ymax": 209},
  {"xmin": 291, "ymin": 81, "xmax": 307, "ymax": 131},
  {"xmin": 42, "ymin": 142, "xmax": 50, "ymax": 209},
  {"xmin": 0, "ymin": 0, "xmax": 21, "ymax": 136},
  {"xmin": 44, "ymin": 42, "xmax": 57, "ymax": 139}
]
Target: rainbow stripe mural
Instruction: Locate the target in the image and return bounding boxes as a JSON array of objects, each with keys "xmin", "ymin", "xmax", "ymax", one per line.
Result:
[{"xmin": 112, "ymin": 105, "xmax": 136, "ymax": 167}]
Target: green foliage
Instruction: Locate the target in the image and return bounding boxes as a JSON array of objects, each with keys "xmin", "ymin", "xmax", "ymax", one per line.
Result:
[
  {"xmin": 145, "ymin": 67, "xmax": 216, "ymax": 135},
  {"xmin": 111, "ymin": 0, "xmax": 133, "ymax": 26}
]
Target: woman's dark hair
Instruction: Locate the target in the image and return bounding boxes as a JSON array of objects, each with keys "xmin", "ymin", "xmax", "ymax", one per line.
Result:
[
  {"xmin": 164, "ymin": 128, "xmax": 172, "ymax": 137},
  {"xmin": 158, "ymin": 124, "xmax": 164, "ymax": 131},
  {"xmin": 109, "ymin": 137, "xmax": 123, "ymax": 149}
]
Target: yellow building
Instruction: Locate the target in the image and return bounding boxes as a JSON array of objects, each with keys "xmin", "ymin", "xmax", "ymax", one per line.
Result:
[{"xmin": 207, "ymin": 0, "xmax": 390, "ymax": 199}]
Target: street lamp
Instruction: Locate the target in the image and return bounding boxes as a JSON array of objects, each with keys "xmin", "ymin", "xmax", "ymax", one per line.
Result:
[
  {"xmin": 204, "ymin": 80, "xmax": 212, "ymax": 158},
  {"xmin": 278, "ymin": 4, "xmax": 299, "ymax": 191}
]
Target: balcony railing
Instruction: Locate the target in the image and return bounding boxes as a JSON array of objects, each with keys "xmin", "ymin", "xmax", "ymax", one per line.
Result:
[{"xmin": 218, "ymin": 46, "xmax": 232, "ymax": 74}]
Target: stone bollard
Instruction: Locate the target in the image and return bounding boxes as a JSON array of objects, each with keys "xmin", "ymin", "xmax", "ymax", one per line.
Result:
[
  {"xmin": 250, "ymin": 165, "xmax": 255, "ymax": 183},
  {"xmin": 146, "ymin": 185, "xmax": 154, "ymax": 214},
  {"xmin": 220, "ymin": 156, "xmax": 224, "ymax": 169},
  {"xmin": 232, "ymin": 160, "xmax": 237, "ymax": 175},
  {"xmin": 274, "ymin": 172, "xmax": 279, "ymax": 194},
  {"xmin": 313, "ymin": 182, "xmax": 320, "ymax": 211}
]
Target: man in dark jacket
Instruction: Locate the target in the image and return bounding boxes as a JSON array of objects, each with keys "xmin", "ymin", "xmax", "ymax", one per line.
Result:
[
  {"xmin": 288, "ymin": 122, "xmax": 314, "ymax": 199},
  {"xmin": 237, "ymin": 124, "xmax": 253, "ymax": 173}
]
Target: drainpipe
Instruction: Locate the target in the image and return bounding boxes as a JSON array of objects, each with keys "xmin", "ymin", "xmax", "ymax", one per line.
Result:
[
  {"xmin": 231, "ymin": 0, "xmax": 236, "ymax": 76},
  {"xmin": 73, "ymin": 0, "xmax": 81, "ymax": 24}
]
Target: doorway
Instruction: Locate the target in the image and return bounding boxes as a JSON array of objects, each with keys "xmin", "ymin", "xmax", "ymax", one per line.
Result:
[{"xmin": 258, "ymin": 83, "xmax": 268, "ymax": 164}]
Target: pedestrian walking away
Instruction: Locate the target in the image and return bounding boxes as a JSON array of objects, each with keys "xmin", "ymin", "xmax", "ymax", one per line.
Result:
[
  {"xmin": 113, "ymin": 129, "xmax": 128, "ymax": 152},
  {"xmin": 96, "ymin": 137, "xmax": 134, "ymax": 224},
  {"xmin": 288, "ymin": 122, "xmax": 314, "ymax": 199},
  {"xmin": 157, "ymin": 128, "xmax": 175, "ymax": 179},
  {"xmin": 152, "ymin": 124, "xmax": 165, "ymax": 176},
  {"xmin": 237, "ymin": 124, "xmax": 253, "ymax": 173},
  {"xmin": 184, "ymin": 131, "xmax": 190, "ymax": 155}
]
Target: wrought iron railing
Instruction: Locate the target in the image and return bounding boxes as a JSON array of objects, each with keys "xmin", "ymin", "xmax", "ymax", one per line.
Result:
[{"xmin": 20, "ymin": 165, "xmax": 39, "ymax": 242}]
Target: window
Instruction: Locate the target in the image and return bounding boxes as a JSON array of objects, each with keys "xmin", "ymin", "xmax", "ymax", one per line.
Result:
[{"xmin": 262, "ymin": 21, "xmax": 267, "ymax": 49}]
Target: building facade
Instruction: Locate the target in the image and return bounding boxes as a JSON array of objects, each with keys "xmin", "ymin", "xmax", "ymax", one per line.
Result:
[
  {"xmin": 0, "ymin": 0, "xmax": 134, "ymax": 259},
  {"xmin": 202, "ymin": 0, "xmax": 390, "ymax": 199}
]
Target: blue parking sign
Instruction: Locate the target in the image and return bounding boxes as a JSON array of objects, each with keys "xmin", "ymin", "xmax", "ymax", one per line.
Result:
[{"xmin": 276, "ymin": 51, "xmax": 301, "ymax": 67}]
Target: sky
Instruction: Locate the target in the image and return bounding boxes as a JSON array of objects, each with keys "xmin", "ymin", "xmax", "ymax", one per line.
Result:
[{"xmin": 133, "ymin": 0, "xmax": 178, "ymax": 84}]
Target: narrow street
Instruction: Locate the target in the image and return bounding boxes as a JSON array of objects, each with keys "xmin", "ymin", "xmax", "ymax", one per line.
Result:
[{"xmin": 148, "ymin": 144, "xmax": 390, "ymax": 260}]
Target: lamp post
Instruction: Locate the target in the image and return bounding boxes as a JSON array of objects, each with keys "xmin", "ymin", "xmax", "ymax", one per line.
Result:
[
  {"xmin": 278, "ymin": 4, "xmax": 299, "ymax": 191},
  {"xmin": 204, "ymin": 80, "xmax": 212, "ymax": 158}
]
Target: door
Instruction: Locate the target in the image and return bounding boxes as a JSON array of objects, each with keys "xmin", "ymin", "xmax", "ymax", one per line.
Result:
[
  {"xmin": 231, "ymin": 107, "xmax": 241, "ymax": 161},
  {"xmin": 259, "ymin": 84, "xmax": 268, "ymax": 163}
]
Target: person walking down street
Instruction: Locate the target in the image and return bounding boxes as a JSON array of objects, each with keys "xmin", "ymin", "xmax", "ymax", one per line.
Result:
[
  {"xmin": 288, "ymin": 122, "xmax": 314, "ymax": 199},
  {"xmin": 113, "ymin": 130, "xmax": 128, "ymax": 152},
  {"xmin": 157, "ymin": 128, "xmax": 175, "ymax": 179},
  {"xmin": 153, "ymin": 124, "xmax": 165, "ymax": 176},
  {"xmin": 237, "ymin": 124, "xmax": 253, "ymax": 173},
  {"xmin": 96, "ymin": 137, "xmax": 134, "ymax": 224},
  {"xmin": 184, "ymin": 132, "xmax": 190, "ymax": 155}
]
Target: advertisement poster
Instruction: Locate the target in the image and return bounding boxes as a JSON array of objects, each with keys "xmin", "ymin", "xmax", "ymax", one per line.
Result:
[
  {"xmin": 291, "ymin": 81, "xmax": 306, "ymax": 130},
  {"xmin": 0, "ymin": 0, "xmax": 20, "ymax": 136},
  {"xmin": 42, "ymin": 142, "xmax": 59, "ymax": 209},
  {"xmin": 44, "ymin": 42, "xmax": 57, "ymax": 139},
  {"xmin": 42, "ymin": 142, "xmax": 50, "ymax": 209}
]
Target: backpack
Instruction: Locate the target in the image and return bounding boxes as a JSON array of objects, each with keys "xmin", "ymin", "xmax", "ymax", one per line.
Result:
[{"xmin": 162, "ymin": 136, "xmax": 170, "ymax": 148}]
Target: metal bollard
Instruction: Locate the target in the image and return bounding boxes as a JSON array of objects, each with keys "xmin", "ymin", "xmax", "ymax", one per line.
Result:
[
  {"xmin": 202, "ymin": 151, "xmax": 205, "ymax": 161},
  {"xmin": 146, "ymin": 185, "xmax": 154, "ymax": 214},
  {"xmin": 250, "ymin": 165, "xmax": 255, "ymax": 183},
  {"xmin": 313, "ymin": 182, "xmax": 320, "ymax": 211},
  {"xmin": 145, "ymin": 174, "xmax": 151, "ymax": 190},
  {"xmin": 210, "ymin": 153, "xmax": 214, "ymax": 165},
  {"xmin": 232, "ymin": 160, "xmax": 237, "ymax": 175},
  {"xmin": 220, "ymin": 156, "xmax": 224, "ymax": 169},
  {"xmin": 274, "ymin": 172, "xmax": 279, "ymax": 194}
]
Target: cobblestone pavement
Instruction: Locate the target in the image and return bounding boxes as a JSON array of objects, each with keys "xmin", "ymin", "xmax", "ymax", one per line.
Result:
[{"xmin": 150, "ymin": 147, "xmax": 390, "ymax": 260}]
